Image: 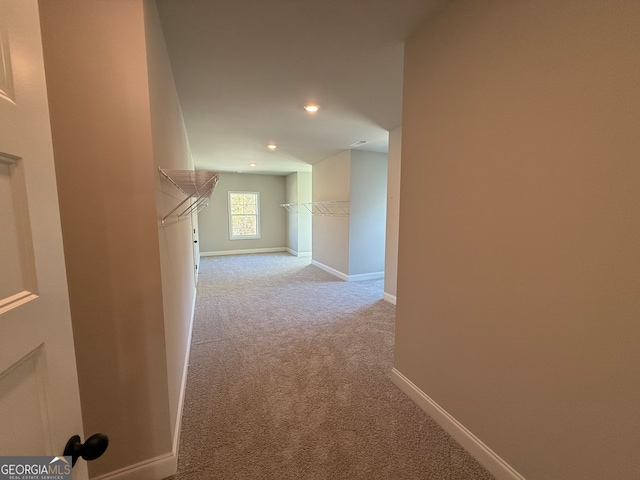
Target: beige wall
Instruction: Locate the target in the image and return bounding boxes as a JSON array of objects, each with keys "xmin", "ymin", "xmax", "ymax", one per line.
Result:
[
  {"xmin": 395, "ymin": 1, "xmax": 640, "ymax": 479},
  {"xmin": 297, "ymin": 172, "xmax": 313, "ymax": 255},
  {"xmin": 298, "ymin": 172, "xmax": 313, "ymax": 256},
  {"xmin": 313, "ymin": 150, "xmax": 388, "ymax": 279},
  {"xmin": 312, "ymin": 151, "xmax": 351, "ymax": 274},
  {"xmin": 349, "ymin": 151, "xmax": 387, "ymax": 276},
  {"xmin": 285, "ymin": 172, "xmax": 312, "ymax": 256},
  {"xmin": 198, "ymin": 173, "xmax": 286, "ymax": 254},
  {"xmin": 40, "ymin": 0, "xmax": 194, "ymax": 476},
  {"xmin": 144, "ymin": 0, "xmax": 196, "ymax": 448},
  {"xmin": 383, "ymin": 127, "xmax": 401, "ymax": 301},
  {"xmin": 285, "ymin": 173, "xmax": 299, "ymax": 253}
]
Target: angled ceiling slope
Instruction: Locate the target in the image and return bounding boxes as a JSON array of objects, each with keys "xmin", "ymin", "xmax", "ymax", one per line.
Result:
[{"xmin": 156, "ymin": 0, "xmax": 444, "ymax": 175}]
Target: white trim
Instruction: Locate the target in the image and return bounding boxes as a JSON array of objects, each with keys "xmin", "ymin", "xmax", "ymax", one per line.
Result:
[
  {"xmin": 311, "ymin": 260, "xmax": 348, "ymax": 281},
  {"xmin": 390, "ymin": 368, "xmax": 526, "ymax": 480},
  {"xmin": 286, "ymin": 248, "xmax": 312, "ymax": 257},
  {"xmin": 0, "ymin": 290, "xmax": 38, "ymax": 315},
  {"xmin": 310, "ymin": 261, "xmax": 384, "ymax": 282},
  {"xmin": 172, "ymin": 292, "xmax": 196, "ymax": 457},
  {"xmin": 348, "ymin": 271, "xmax": 384, "ymax": 282},
  {"xmin": 382, "ymin": 292, "xmax": 397, "ymax": 305},
  {"xmin": 200, "ymin": 247, "xmax": 287, "ymax": 257},
  {"xmin": 90, "ymin": 452, "xmax": 176, "ymax": 480},
  {"xmin": 228, "ymin": 191, "xmax": 260, "ymax": 240}
]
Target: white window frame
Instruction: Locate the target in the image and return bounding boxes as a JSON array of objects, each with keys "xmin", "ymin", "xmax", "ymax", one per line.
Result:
[{"xmin": 228, "ymin": 191, "xmax": 261, "ymax": 240}]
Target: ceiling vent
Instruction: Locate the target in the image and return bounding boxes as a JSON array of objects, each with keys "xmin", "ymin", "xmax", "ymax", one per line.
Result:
[{"xmin": 349, "ymin": 140, "xmax": 368, "ymax": 148}]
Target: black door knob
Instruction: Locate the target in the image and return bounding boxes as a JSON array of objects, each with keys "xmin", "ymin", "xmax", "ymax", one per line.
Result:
[
  {"xmin": 194, "ymin": 240, "xmax": 198, "ymax": 243},
  {"xmin": 64, "ymin": 433, "xmax": 108, "ymax": 467}
]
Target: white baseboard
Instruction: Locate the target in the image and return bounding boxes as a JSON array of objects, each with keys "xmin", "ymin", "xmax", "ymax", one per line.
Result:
[
  {"xmin": 170, "ymin": 291, "xmax": 197, "ymax": 462},
  {"xmin": 91, "ymin": 291, "xmax": 197, "ymax": 480},
  {"xmin": 200, "ymin": 247, "xmax": 287, "ymax": 257},
  {"xmin": 310, "ymin": 261, "xmax": 384, "ymax": 282},
  {"xmin": 286, "ymin": 248, "xmax": 312, "ymax": 257},
  {"xmin": 311, "ymin": 260, "xmax": 348, "ymax": 281},
  {"xmin": 348, "ymin": 271, "xmax": 384, "ymax": 281},
  {"xmin": 382, "ymin": 292, "xmax": 396, "ymax": 305},
  {"xmin": 90, "ymin": 452, "xmax": 176, "ymax": 480},
  {"xmin": 390, "ymin": 369, "xmax": 526, "ymax": 480}
]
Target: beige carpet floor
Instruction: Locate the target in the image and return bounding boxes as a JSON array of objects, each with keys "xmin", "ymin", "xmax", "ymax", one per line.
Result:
[{"xmin": 170, "ymin": 253, "xmax": 494, "ymax": 480}]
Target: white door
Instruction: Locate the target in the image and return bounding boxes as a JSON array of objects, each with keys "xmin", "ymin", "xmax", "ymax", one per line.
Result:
[{"xmin": 0, "ymin": 0, "xmax": 87, "ymax": 478}]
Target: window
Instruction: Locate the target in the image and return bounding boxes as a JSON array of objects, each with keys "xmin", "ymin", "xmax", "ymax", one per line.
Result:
[{"xmin": 228, "ymin": 191, "xmax": 260, "ymax": 239}]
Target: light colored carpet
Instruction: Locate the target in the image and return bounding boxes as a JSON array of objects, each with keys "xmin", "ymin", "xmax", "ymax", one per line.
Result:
[{"xmin": 170, "ymin": 253, "xmax": 494, "ymax": 480}]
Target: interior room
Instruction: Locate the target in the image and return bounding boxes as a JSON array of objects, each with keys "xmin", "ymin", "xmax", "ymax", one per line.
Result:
[{"xmin": 0, "ymin": 1, "xmax": 638, "ymax": 479}]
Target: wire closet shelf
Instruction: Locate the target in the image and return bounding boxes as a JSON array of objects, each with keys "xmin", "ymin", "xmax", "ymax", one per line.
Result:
[
  {"xmin": 302, "ymin": 201, "xmax": 349, "ymax": 217},
  {"xmin": 278, "ymin": 203, "xmax": 298, "ymax": 213},
  {"xmin": 158, "ymin": 168, "xmax": 219, "ymax": 226}
]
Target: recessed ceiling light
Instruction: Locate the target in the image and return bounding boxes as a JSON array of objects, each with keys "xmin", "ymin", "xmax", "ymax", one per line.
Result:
[
  {"xmin": 267, "ymin": 144, "xmax": 277, "ymax": 150},
  {"xmin": 304, "ymin": 104, "xmax": 319, "ymax": 113},
  {"xmin": 249, "ymin": 162, "xmax": 256, "ymax": 167}
]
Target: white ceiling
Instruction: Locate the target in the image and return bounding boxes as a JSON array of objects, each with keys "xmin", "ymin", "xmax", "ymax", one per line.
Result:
[{"xmin": 156, "ymin": 0, "xmax": 443, "ymax": 175}]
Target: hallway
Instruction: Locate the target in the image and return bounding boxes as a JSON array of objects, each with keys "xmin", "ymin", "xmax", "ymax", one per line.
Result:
[{"xmin": 171, "ymin": 253, "xmax": 493, "ymax": 479}]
